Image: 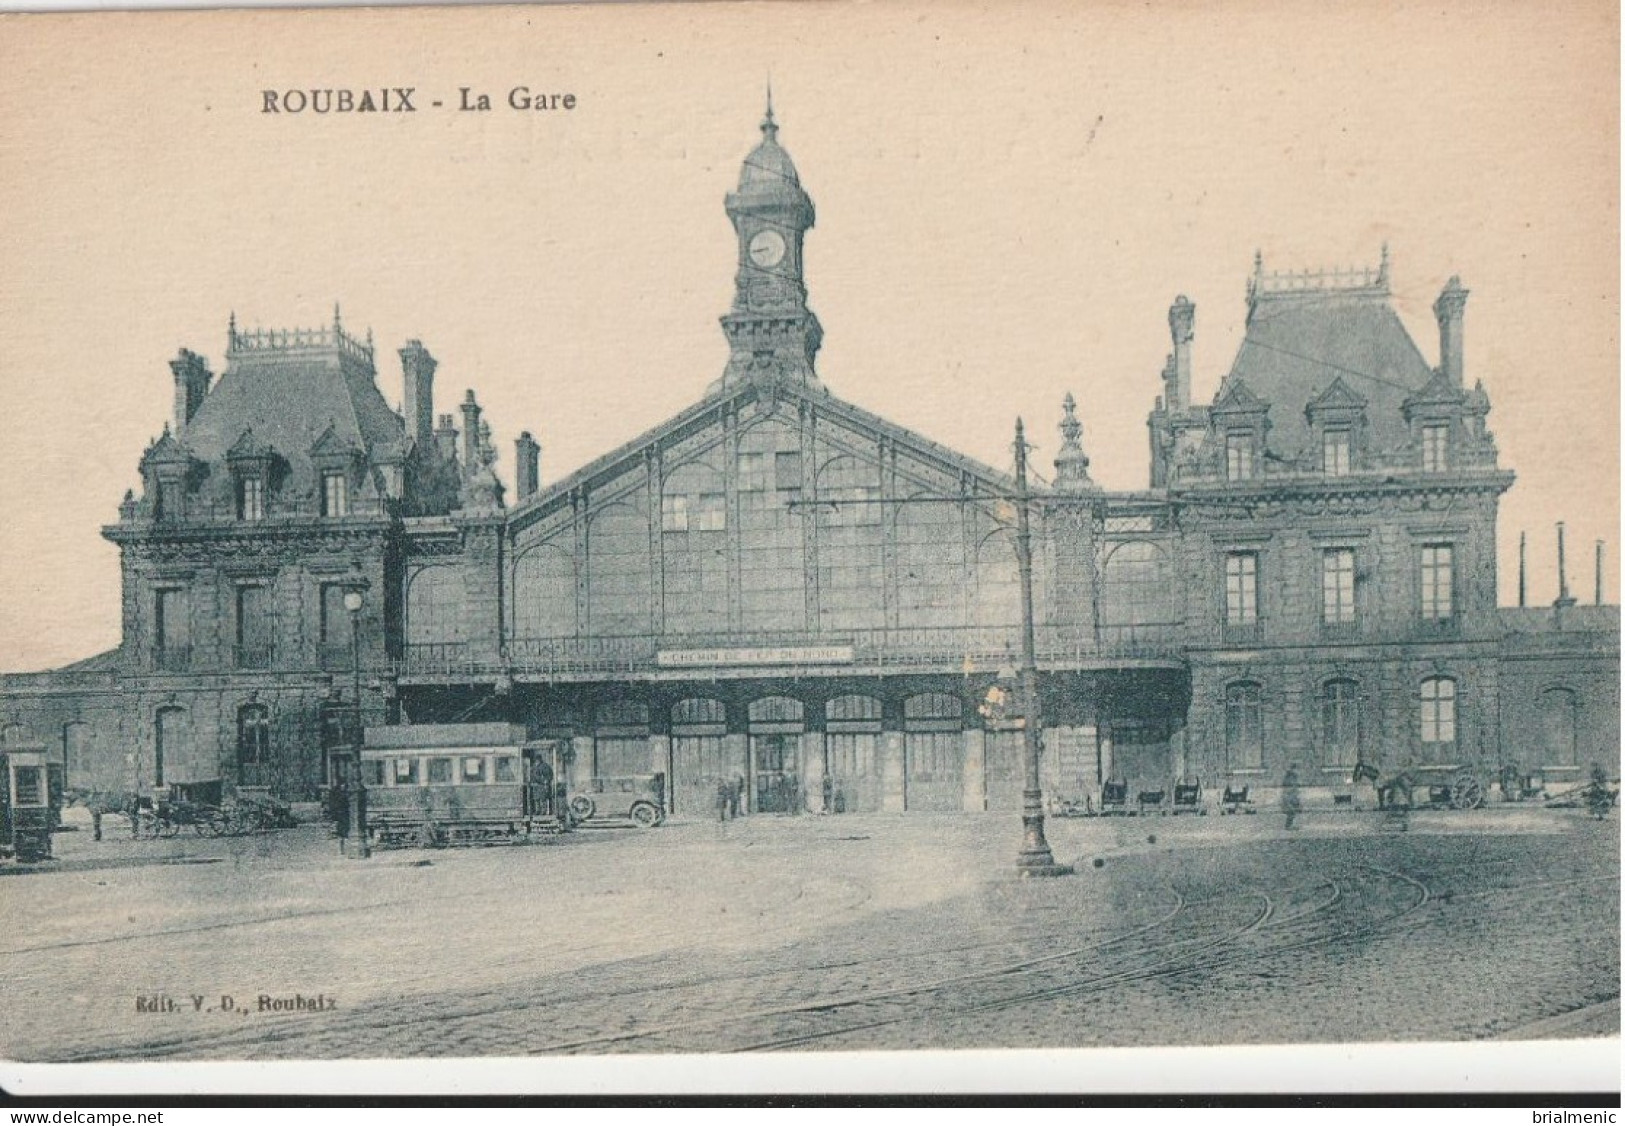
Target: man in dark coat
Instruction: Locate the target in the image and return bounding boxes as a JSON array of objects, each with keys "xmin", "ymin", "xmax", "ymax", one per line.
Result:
[{"xmin": 1281, "ymin": 764, "xmax": 1303, "ymax": 830}]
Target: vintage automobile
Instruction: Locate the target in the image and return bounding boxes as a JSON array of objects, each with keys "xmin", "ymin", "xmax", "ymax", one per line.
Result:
[
  {"xmin": 358, "ymin": 723, "xmax": 571, "ymax": 847},
  {"xmin": 2, "ymin": 747, "xmax": 55, "ymax": 862},
  {"xmin": 567, "ymin": 773, "xmax": 667, "ymax": 828}
]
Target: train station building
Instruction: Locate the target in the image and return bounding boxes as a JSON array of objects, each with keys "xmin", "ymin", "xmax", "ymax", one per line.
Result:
[{"xmin": 1, "ymin": 105, "xmax": 1617, "ymax": 815}]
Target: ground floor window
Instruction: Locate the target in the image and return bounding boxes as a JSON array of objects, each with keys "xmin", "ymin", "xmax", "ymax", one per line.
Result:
[
  {"xmin": 1224, "ymin": 683, "xmax": 1263, "ymax": 772},
  {"xmin": 1539, "ymin": 687, "xmax": 1578, "ymax": 767},
  {"xmin": 1320, "ymin": 680, "xmax": 1360, "ymax": 769},
  {"xmin": 1419, "ymin": 676, "xmax": 1457, "ymax": 760}
]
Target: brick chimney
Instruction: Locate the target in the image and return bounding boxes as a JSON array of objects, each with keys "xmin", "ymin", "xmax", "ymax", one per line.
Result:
[
  {"xmin": 1167, "ymin": 296, "xmax": 1194, "ymax": 410},
  {"xmin": 460, "ymin": 390, "xmax": 482, "ymax": 468},
  {"xmin": 434, "ymin": 413, "xmax": 459, "ymax": 465},
  {"xmin": 398, "ymin": 340, "xmax": 437, "ymax": 451},
  {"xmin": 515, "ymin": 431, "xmax": 540, "ymax": 499},
  {"xmin": 1434, "ymin": 276, "xmax": 1468, "ymax": 386},
  {"xmin": 169, "ymin": 349, "xmax": 212, "ymax": 434}
]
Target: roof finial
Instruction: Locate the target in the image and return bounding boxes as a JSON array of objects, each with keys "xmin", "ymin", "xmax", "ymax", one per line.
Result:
[
  {"xmin": 761, "ymin": 77, "xmax": 778, "ymax": 141},
  {"xmin": 228, "ymin": 310, "xmax": 237, "ymax": 345},
  {"xmin": 333, "ymin": 302, "xmax": 342, "ymax": 333},
  {"xmin": 1378, "ymin": 241, "xmax": 1390, "ymax": 286}
]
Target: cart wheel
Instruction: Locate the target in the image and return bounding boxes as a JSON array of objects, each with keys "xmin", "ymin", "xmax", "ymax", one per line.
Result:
[
  {"xmin": 569, "ymin": 796, "xmax": 596, "ymax": 821},
  {"xmin": 1449, "ymin": 771, "xmax": 1485, "ymax": 810},
  {"xmin": 159, "ymin": 817, "xmax": 179, "ymax": 838},
  {"xmin": 630, "ymin": 801, "xmax": 661, "ymax": 828}
]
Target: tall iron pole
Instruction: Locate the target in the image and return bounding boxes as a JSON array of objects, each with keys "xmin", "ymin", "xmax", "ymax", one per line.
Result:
[
  {"xmin": 1596, "ymin": 540, "xmax": 1605, "ymax": 606},
  {"xmin": 1013, "ymin": 418, "xmax": 1071, "ymax": 878},
  {"xmin": 345, "ymin": 588, "xmax": 370, "ymax": 859}
]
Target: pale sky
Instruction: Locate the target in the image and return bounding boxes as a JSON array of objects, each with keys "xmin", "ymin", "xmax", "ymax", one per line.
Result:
[{"xmin": 0, "ymin": 0, "xmax": 1617, "ymax": 672}]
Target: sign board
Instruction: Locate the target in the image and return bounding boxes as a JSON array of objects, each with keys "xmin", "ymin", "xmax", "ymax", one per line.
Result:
[{"xmin": 656, "ymin": 645, "xmax": 855, "ymax": 668}]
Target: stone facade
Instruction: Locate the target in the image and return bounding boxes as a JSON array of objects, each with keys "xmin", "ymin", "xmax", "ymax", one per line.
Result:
[{"xmin": 0, "ymin": 108, "xmax": 1616, "ymax": 812}]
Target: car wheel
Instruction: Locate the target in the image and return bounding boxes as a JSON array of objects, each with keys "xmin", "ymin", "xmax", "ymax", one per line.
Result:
[{"xmin": 630, "ymin": 802, "xmax": 661, "ymax": 828}]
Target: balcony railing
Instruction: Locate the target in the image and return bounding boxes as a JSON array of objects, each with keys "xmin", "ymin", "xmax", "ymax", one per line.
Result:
[
  {"xmin": 152, "ymin": 646, "xmax": 192, "ymax": 672},
  {"xmin": 1221, "ymin": 620, "xmax": 1263, "ymax": 646},
  {"xmin": 399, "ymin": 624, "xmax": 1186, "ymax": 678},
  {"xmin": 234, "ymin": 644, "xmax": 275, "ymax": 669}
]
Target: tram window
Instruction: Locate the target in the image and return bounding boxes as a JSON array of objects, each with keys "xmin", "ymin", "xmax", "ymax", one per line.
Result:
[
  {"xmin": 14, "ymin": 766, "xmax": 43, "ymax": 805},
  {"xmin": 462, "ymin": 757, "xmax": 486, "ymax": 783},
  {"xmin": 427, "ymin": 757, "xmax": 453, "ymax": 784},
  {"xmin": 394, "ymin": 758, "xmax": 418, "ymax": 784},
  {"xmin": 494, "ymin": 757, "xmax": 517, "ymax": 783},
  {"xmin": 362, "ymin": 760, "xmax": 386, "ymax": 786}
]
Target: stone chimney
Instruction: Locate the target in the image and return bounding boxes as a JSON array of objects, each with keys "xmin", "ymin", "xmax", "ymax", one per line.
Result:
[
  {"xmin": 169, "ymin": 349, "xmax": 212, "ymax": 434},
  {"xmin": 515, "ymin": 431, "xmax": 540, "ymax": 499},
  {"xmin": 1167, "ymin": 296, "xmax": 1194, "ymax": 410},
  {"xmin": 1434, "ymin": 276, "xmax": 1468, "ymax": 386},
  {"xmin": 399, "ymin": 340, "xmax": 437, "ymax": 451},
  {"xmin": 434, "ymin": 413, "xmax": 459, "ymax": 465},
  {"xmin": 460, "ymin": 390, "xmax": 482, "ymax": 469}
]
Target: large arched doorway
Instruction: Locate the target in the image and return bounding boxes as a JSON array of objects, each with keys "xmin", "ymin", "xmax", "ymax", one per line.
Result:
[
  {"xmin": 825, "ymin": 695, "xmax": 882, "ymax": 813},
  {"xmin": 749, "ymin": 697, "xmax": 804, "ymax": 813},
  {"xmin": 671, "ymin": 698, "xmax": 729, "ymax": 817},
  {"xmin": 904, "ymin": 693, "xmax": 965, "ymax": 812}
]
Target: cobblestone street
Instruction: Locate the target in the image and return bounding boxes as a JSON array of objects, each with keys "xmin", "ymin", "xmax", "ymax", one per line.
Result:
[{"xmin": 3, "ymin": 805, "xmax": 1617, "ymax": 1061}]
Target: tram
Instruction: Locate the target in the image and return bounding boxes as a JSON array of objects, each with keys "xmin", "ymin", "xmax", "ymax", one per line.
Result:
[
  {"xmin": 2, "ymin": 747, "xmax": 56, "ymax": 862},
  {"xmin": 358, "ymin": 723, "xmax": 572, "ymax": 847}
]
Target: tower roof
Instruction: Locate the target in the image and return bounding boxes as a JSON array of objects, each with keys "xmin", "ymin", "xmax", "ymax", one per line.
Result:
[{"xmin": 735, "ymin": 90, "xmax": 803, "ymax": 194}]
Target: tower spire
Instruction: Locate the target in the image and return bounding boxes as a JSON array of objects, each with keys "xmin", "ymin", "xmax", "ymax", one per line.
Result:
[{"xmin": 762, "ymin": 78, "xmax": 778, "ymax": 141}]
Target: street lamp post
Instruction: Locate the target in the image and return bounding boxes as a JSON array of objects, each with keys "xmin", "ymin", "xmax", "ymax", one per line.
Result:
[
  {"xmin": 342, "ymin": 584, "xmax": 370, "ymax": 859},
  {"xmin": 1012, "ymin": 418, "xmax": 1071, "ymax": 878}
]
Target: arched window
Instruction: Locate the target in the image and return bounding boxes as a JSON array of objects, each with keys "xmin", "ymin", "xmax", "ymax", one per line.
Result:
[
  {"xmin": 62, "ymin": 722, "xmax": 90, "ymax": 789},
  {"xmin": 1539, "ymin": 687, "xmax": 1578, "ymax": 767},
  {"xmin": 586, "ymin": 503, "xmax": 652, "ymax": 637},
  {"xmin": 672, "ymin": 698, "xmax": 726, "ymax": 727},
  {"xmin": 1224, "ymin": 682, "xmax": 1263, "ymax": 771},
  {"xmin": 237, "ymin": 704, "xmax": 270, "ymax": 787},
  {"xmin": 973, "ymin": 529, "xmax": 1021, "ymax": 629},
  {"xmin": 596, "ymin": 700, "xmax": 651, "ymax": 729},
  {"xmin": 1419, "ymin": 676, "xmax": 1457, "ymax": 758},
  {"xmin": 406, "ymin": 566, "xmax": 466, "ymax": 646},
  {"xmin": 1320, "ymin": 679, "xmax": 1360, "ymax": 769},
  {"xmin": 903, "ymin": 693, "xmax": 962, "ymax": 726},
  {"xmin": 154, "ymin": 706, "xmax": 189, "ymax": 788},
  {"xmin": 1101, "ymin": 542, "xmax": 1176, "ymax": 633},
  {"xmin": 826, "ymin": 695, "xmax": 882, "ymax": 723},
  {"xmin": 748, "ymin": 697, "xmax": 805, "ymax": 726},
  {"xmin": 513, "ymin": 543, "xmax": 575, "ymax": 639}
]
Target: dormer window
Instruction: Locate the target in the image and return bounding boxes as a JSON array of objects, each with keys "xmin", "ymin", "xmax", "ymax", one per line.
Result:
[
  {"xmin": 1323, "ymin": 429, "xmax": 1351, "ymax": 477},
  {"xmin": 322, "ymin": 471, "xmax": 349, "ymax": 517},
  {"xmin": 237, "ymin": 476, "xmax": 265, "ymax": 521},
  {"xmin": 1421, "ymin": 424, "xmax": 1449, "ymax": 472},
  {"xmin": 1225, "ymin": 433, "xmax": 1255, "ymax": 481}
]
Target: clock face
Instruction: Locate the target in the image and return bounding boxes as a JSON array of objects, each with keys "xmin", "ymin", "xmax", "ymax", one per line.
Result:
[{"xmin": 748, "ymin": 229, "xmax": 787, "ymax": 268}]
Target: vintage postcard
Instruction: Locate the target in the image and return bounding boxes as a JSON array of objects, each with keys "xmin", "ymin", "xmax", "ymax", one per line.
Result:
[{"xmin": 0, "ymin": 0, "xmax": 1618, "ymax": 1097}]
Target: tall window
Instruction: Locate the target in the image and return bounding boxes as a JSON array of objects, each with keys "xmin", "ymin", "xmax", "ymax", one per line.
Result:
[
  {"xmin": 1323, "ymin": 429, "xmax": 1351, "ymax": 477},
  {"xmin": 237, "ymin": 476, "xmax": 265, "ymax": 521},
  {"xmin": 1420, "ymin": 544, "xmax": 1454, "ymax": 623},
  {"xmin": 774, "ymin": 450, "xmax": 802, "ymax": 504},
  {"xmin": 1225, "ymin": 682, "xmax": 1264, "ymax": 771},
  {"xmin": 1322, "ymin": 548, "xmax": 1356, "ymax": 627},
  {"xmin": 1224, "ymin": 552, "xmax": 1258, "ymax": 625},
  {"xmin": 1539, "ymin": 688, "xmax": 1578, "ymax": 767},
  {"xmin": 407, "ymin": 567, "xmax": 466, "ymax": 645},
  {"xmin": 235, "ymin": 584, "xmax": 272, "ymax": 667},
  {"xmin": 1419, "ymin": 676, "xmax": 1457, "ymax": 756},
  {"xmin": 319, "ymin": 584, "xmax": 350, "ymax": 659},
  {"xmin": 1421, "ymin": 424, "xmax": 1449, "ymax": 472},
  {"xmin": 661, "ymin": 494, "xmax": 689, "ymax": 532},
  {"xmin": 737, "ymin": 452, "xmax": 769, "ymax": 494},
  {"xmin": 237, "ymin": 704, "xmax": 270, "ymax": 786},
  {"xmin": 1226, "ymin": 433, "xmax": 1255, "ymax": 481},
  {"xmin": 1101, "ymin": 542, "xmax": 1176, "ymax": 634},
  {"xmin": 321, "ymin": 471, "xmax": 348, "ymax": 517},
  {"xmin": 694, "ymin": 493, "xmax": 726, "ymax": 531},
  {"xmin": 1320, "ymin": 680, "xmax": 1360, "ymax": 768},
  {"xmin": 154, "ymin": 588, "xmax": 190, "ymax": 669}
]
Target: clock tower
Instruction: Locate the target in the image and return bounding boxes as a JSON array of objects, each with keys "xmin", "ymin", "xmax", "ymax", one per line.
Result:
[{"xmin": 712, "ymin": 94, "xmax": 825, "ymax": 395}]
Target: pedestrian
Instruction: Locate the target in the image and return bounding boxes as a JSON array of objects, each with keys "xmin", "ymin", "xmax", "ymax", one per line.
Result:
[
  {"xmin": 821, "ymin": 773, "xmax": 834, "ymax": 815},
  {"xmin": 714, "ymin": 777, "xmax": 730, "ymax": 823},
  {"xmin": 833, "ymin": 785, "xmax": 846, "ymax": 814},
  {"xmin": 1585, "ymin": 762, "xmax": 1613, "ymax": 821},
  {"xmin": 785, "ymin": 771, "xmax": 801, "ymax": 815},
  {"xmin": 731, "ymin": 774, "xmax": 744, "ymax": 818},
  {"xmin": 1281, "ymin": 763, "xmax": 1303, "ymax": 831}
]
